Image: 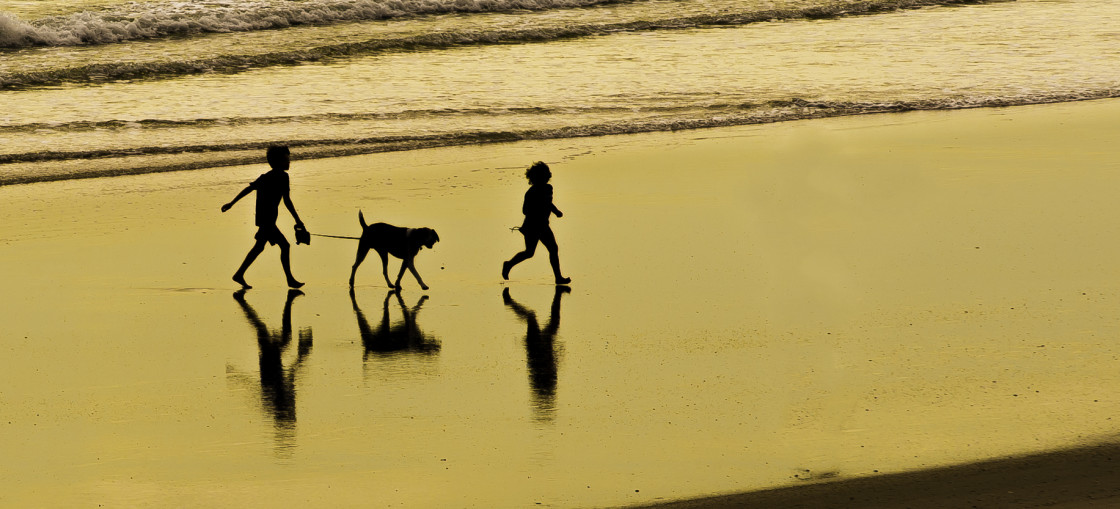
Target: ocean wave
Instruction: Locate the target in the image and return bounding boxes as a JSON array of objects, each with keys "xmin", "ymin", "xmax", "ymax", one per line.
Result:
[
  {"xmin": 0, "ymin": 106, "xmax": 689, "ymax": 132},
  {"xmin": 1, "ymin": 0, "xmax": 1007, "ymax": 89},
  {"xmin": 1, "ymin": 91, "xmax": 1115, "ymax": 186},
  {"xmin": 0, "ymin": 0, "xmax": 634, "ymax": 49}
]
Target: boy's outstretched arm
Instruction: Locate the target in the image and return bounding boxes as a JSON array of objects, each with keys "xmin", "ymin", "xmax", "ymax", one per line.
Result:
[
  {"xmin": 551, "ymin": 204, "xmax": 563, "ymax": 218},
  {"xmin": 222, "ymin": 185, "xmax": 253, "ymax": 212}
]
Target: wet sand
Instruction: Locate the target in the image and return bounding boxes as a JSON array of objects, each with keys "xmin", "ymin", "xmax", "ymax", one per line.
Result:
[{"xmin": 2, "ymin": 99, "xmax": 1120, "ymax": 508}]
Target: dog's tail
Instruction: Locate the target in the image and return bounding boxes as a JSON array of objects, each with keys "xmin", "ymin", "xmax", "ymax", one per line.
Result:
[{"xmin": 358, "ymin": 210, "xmax": 367, "ymax": 229}]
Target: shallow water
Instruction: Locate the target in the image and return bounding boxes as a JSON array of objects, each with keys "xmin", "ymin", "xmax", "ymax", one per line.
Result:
[{"xmin": 3, "ymin": 0, "xmax": 1120, "ymax": 183}]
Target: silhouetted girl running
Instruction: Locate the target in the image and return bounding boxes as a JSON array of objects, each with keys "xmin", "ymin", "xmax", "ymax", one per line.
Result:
[{"xmin": 502, "ymin": 161, "xmax": 571, "ymax": 285}]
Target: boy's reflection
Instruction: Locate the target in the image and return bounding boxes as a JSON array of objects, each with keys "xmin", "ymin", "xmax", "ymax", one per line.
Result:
[
  {"xmin": 503, "ymin": 286, "xmax": 569, "ymax": 423},
  {"xmin": 351, "ymin": 289, "xmax": 440, "ymax": 367},
  {"xmin": 232, "ymin": 289, "xmax": 312, "ymax": 453}
]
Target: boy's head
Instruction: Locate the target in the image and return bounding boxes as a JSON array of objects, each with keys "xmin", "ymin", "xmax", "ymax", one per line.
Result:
[
  {"xmin": 266, "ymin": 145, "xmax": 291, "ymax": 171},
  {"xmin": 525, "ymin": 161, "xmax": 551, "ymax": 185}
]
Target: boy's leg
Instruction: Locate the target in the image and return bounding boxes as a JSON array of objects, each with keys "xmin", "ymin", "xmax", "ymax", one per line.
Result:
[
  {"xmin": 233, "ymin": 239, "xmax": 267, "ymax": 288},
  {"xmin": 278, "ymin": 237, "xmax": 304, "ymax": 288}
]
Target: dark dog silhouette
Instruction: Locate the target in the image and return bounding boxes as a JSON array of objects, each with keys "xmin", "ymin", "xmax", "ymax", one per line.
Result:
[{"xmin": 349, "ymin": 211, "xmax": 439, "ymax": 290}]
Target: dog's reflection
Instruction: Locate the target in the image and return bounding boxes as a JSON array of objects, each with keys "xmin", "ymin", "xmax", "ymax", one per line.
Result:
[
  {"xmin": 351, "ymin": 289, "xmax": 440, "ymax": 368},
  {"xmin": 503, "ymin": 286, "xmax": 569, "ymax": 423},
  {"xmin": 231, "ymin": 289, "xmax": 312, "ymax": 453}
]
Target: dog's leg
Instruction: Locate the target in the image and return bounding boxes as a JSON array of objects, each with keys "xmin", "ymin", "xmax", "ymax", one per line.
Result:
[
  {"xmin": 394, "ymin": 259, "xmax": 410, "ymax": 289},
  {"xmin": 379, "ymin": 251, "xmax": 396, "ymax": 289},
  {"xmin": 406, "ymin": 259, "xmax": 429, "ymax": 291},
  {"xmin": 350, "ymin": 245, "xmax": 370, "ymax": 288}
]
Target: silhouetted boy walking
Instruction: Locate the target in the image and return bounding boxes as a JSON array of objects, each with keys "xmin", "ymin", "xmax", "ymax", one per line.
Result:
[{"xmin": 222, "ymin": 146, "xmax": 306, "ymax": 289}]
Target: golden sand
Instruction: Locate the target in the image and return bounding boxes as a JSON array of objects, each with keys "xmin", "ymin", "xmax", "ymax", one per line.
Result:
[{"xmin": 1, "ymin": 100, "xmax": 1119, "ymax": 508}]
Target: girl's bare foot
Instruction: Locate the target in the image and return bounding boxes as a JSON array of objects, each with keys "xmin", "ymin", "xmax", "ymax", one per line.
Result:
[{"xmin": 233, "ymin": 274, "xmax": 251, "ymax": 289}]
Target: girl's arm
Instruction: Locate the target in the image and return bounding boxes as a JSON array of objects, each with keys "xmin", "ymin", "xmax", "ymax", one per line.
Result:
[{"xmin": 547, "ymin": 185, "xmax": 562, "ymax": 217}]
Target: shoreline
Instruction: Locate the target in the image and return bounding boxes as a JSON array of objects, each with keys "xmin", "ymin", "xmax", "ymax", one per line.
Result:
[{"xmin": 5, "ymin": 93, "xmax": 1120, "ymax": 187}]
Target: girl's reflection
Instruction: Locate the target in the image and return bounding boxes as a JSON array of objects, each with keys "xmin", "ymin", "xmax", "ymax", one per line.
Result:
[{"xmin": 503, "ymin": 286, "xmax": 569, "ymax": 423}]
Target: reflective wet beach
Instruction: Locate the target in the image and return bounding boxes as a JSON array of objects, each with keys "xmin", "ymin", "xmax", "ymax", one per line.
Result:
[{"xmin": 2, "ymin": 103, "xmax": 1120, "ymax": 507}]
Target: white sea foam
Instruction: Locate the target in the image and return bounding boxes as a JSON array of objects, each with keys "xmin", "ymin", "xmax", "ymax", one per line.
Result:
[
  {"xmin": 0, "ymin": 0, "xmax": 633, "ymax": 48},
  {"xmin": 0, "ymin": 12, "xmax": 58, "ymax": 47}
]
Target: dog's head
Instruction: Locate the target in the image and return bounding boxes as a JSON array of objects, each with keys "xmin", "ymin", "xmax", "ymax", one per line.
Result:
[{"xmin": 416, "ymin": 228, "xmax": 439, "ymax": 249}]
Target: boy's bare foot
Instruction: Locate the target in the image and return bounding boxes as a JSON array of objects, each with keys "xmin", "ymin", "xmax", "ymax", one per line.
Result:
[
  {"xmin": 233, "ymin": 274, "xmax": 251, "ymax": 289},
  {"xmin": 288, "ymin": 279, "xmax": 304, "ymax": 289},
  {"xmin": 502, "ymin": 261, "xmax": 512, "ymax": 280},
  {"xmin": 555, "ymin": 276, "xmax": 571, "ymax": 285}
]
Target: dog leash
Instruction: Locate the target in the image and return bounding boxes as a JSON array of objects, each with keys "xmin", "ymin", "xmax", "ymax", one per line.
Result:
[
  {"xmin": 310, "ymin": 233, "xmax": 362, "ymax": 240},
  {"xmin": 316, "ymin": 228, "xmax": 512, "ymax": 239}
]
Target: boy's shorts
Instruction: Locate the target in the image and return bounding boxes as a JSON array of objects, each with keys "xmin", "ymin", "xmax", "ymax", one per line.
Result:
[{"xmin": 255, "ymin": 224, "xmax": 287, "ymax": 246}]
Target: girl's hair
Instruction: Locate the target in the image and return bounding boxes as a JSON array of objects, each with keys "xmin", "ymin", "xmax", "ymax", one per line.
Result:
[{"xmin": 526, "ymin": 161, "xmax": 551, "ymax": 184}]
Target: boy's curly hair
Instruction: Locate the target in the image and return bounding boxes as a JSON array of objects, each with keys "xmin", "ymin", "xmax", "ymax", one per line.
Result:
[{"xmin": 525, "ymin": 161, "xmax": 551, "ymax": 184}]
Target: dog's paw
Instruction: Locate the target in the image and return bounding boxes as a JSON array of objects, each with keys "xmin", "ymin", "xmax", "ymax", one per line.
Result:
[{"xmin": 420, "ymin": 285, "xmax": 429, "ymax": 291}]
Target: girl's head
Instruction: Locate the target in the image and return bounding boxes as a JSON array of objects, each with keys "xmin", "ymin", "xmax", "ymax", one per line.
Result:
[{"xmin": 525, "ymin": 161, "xmax": 551, "ymax": 185}]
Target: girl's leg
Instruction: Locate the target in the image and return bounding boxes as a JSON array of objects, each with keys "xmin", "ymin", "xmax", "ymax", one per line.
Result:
[
  {"xmin": 539, "ymin": 228, "xmax": 569, "ymax": 284},
  {"xmin": 504, "ymin": 232, "xmax": 539, "ymax": 279}
]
